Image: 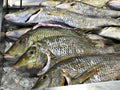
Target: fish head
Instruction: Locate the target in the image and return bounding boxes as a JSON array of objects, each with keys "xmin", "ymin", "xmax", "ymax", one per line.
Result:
[
  {"xmin": 5, "ymin": 32, "xmax": 34, "ymax": 60},
  {"xmin": 13, "ymin": 42, "xmax": 49, "ymax": 70},
  {"xmin": 4, "ymin": 7, "xmax": 40, "ymax": 24},
  {"xmin": 33, "ymin": 68, "xmax": 65, "ymax": 89},
  {"xmin": 32, "ymin": 73, "xmax": 52, "ymax": 89}
]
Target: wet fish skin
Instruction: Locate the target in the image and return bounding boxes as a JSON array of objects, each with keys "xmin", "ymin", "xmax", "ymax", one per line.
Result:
[
  {"xmin": 5, "ymin": 27, "xmax": 79, "ymax": 60},
  {"xmin": 13, "ymin": 35, "xmax": 117, "ymax": 73},
  {"xmin": 33, "ymin": 54, "xmax": 120, "ymax": 89},
  {"xmin": 107, "ymin": 0, "xmax": 120, "ymax": 10}
]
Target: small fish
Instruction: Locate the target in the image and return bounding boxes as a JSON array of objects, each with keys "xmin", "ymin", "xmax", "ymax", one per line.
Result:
[
  {"xmin": 4, "ymin": 27, "xmax": 79, "ymax": 60},
  {"xmin": 13, "ymin": 35, "xmax": 118, "ymax": 75},
  {"xmin": 5, "ymin": 7, "xmax": 120, "ymax": 29},
  {"xmin": 32, "ymin": 54, "xmax": 120, "ymax": 89},
  {"xmin": 5, "ymin": 28, "xmax": 31, "ymax": 41},
  {"xmin": 99, "ymin": 27, "xmax": 120, "ymax": 40},
  {"xmin": 107, "ymin": 0, "xmax": 120, "ymax": 10}
]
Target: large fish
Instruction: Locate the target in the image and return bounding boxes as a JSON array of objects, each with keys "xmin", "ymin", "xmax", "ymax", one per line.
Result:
[
  {"xmin": 4, "ymin": 27, "xmax": 79, "ymax": 60},
  {"xmin": 32, "ymin": 54, "xmax": 120, "ymax": 89},
  {"xmin": 13, "ymin": 35, "xmax": 119, "ymax": 75},
  {"xmin": 5, "ymin": 7, "xmax": 120, "ymax": 29}
]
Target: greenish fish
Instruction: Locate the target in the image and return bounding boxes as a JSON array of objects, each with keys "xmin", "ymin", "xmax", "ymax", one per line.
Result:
[
  {"xmin": 32, "ymin": 54, "xmax": 120, "ymax": 89},
  {"xmin": 13, "ymin": 35, "xmax": 118, "ymax": 75},
  {"xmin": 4, "ymin": 27, "xmax": 79, "ymax": 60},
  {"xmin": 5, "ymin": 7, "xmax": 120, "ymax": 29}
]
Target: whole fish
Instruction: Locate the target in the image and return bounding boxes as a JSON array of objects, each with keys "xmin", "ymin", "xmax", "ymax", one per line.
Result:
[
  {"xmin": 4, "ymin": 27, "xmax": 79, "ymax": 60},
  {"xmin": 107, "ymin": 0, "xmax": 120, "ymax": 10},
  {"xmin": 32, "ymin": 54, "xmax": 120, "ymax": 89},
  {"xmin": 99, "ymin": 27, "xmax": 120, "ymax": 40},
  {"xmin": 5, "ymin": 7, "xmax": 120, "ymax": 29},
  {"xmin": 13, "ymin": 35, "xmax": 118, "ymax": 75}
]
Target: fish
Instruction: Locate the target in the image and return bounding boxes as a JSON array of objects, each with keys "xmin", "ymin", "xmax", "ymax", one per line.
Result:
[
  {"xmin": 13, "ymin": 35, "xmax": 118, "ymax": 75},
  {"xmin": 5, "ymin": 28, "xmax": 31, "ymax": 41},
  {"xmin": 4, "ymin": 27, "xmax": 80, "ymax": 60},
  {"xmin": 98, "ymin": 27, "xmax": 120, "ymax": 40},
  {"xmin": 56, "ymin": 1, "xmax": 120, "ymax": 18},
  {"xmin": 40, "ymin": 0, "xmax": 109, "ymax": 7},
  {"xmin": 5, "ymin": 7, "xmax": 120, "ymax": 29},
  {"xmin": 39, "ymin": 0, "xmax": 120, "ymax": 18},
  {"xmin": 32, "ymin": 54, "xmax": 120, "ymax": 89},
  {"xmin": 107, "ymin": 0, "xmax": 120, "ymax": 10},
  {"xmin": 79, "ymin": 0, "xmax": 109, "ymax": 7}
]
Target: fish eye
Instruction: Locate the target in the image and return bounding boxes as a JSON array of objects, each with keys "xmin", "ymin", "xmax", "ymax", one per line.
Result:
[
  {"xmin": 42, "ymin": 75, "xmax": 48, "ymax": 79},
  {"xmin": 30, "ymin": 51, "xmax": 34, "ymax": 54}
]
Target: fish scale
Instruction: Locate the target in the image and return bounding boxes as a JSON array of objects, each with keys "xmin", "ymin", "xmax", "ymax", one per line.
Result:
[{"xmin": 33, "ymin": 54, "xmax": 120, "ymax": 89}]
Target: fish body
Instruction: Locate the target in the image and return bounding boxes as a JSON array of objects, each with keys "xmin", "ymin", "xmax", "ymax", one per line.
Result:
[
  {"xmin": 5, "ymin": 27, "xmax": 79, "ymax": 60},
  {"xmin": 5, "ymin": 7, "xmax": 120, "ymax": 29},
  {"xmin": 33, "ymin": 54, "xmax": 120, "ymax": 89}
]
